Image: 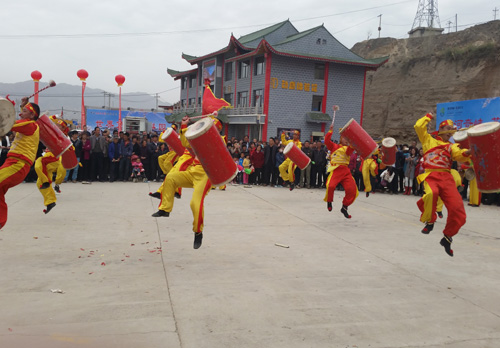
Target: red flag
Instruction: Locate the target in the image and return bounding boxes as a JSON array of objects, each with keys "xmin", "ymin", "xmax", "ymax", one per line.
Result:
[{"xmin": 202, "ymin": 85, "xmax": 231, "ymax": 115}]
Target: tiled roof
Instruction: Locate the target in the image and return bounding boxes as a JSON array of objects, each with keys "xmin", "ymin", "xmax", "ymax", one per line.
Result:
[
  {"xmin": 276, "ymin": 25, "xmax": 323, "ymax": 45},
  {"xmin": 238, "ymin": 20, "xmax": 290, "ymax": 44}
]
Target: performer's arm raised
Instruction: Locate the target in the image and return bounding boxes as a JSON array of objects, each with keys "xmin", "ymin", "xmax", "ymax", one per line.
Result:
[{"xmin": 414, "ymin": 113, "xmax": 433, "ymax": 146}]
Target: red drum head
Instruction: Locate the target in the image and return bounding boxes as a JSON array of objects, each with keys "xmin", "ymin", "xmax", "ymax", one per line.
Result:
[{"xmin": 0, "ymin": 98, "xmax": 16, "ymax": 137}]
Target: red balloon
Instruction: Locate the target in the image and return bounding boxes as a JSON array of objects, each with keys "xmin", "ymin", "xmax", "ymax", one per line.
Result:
[
  {"xmin": 31, "ymin": 70, "xmax": 42, "ymax": 81},
  {"xmin": 77, "ymin": 69, "xmax": 89, "ymax": 81},
  {"xmin": 115, "ymin": 74, "xmax": 125, "ymax": 86}
]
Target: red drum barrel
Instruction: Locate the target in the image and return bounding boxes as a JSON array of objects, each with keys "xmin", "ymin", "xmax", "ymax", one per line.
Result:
[
  {"xmin": 185, "ymin": 118, "xmax": 238, "ymax": 186},
  {"xmin": 36, "ymin": 114, "xmax": 72, "ymax": 157},
  {"xmin": 453, "ymin": 129, "xmax": 470, "ymax": 149},
  {"xmin": 380, "ymin": 137, "xmax": 396, "ymax": 165},
  {"xmin": 340, "ymin": 118, "xmax": 377, "ymax": 159},
  {"xmin": 284, "ymin": 142, "xmax": 311, "ymax": 170},
  {"xmin": 467, "ymin": 121, "xmax": 500, "ymax": 193},
  {"xmin": 161, "ymin": 128, "xmax": 185, "ymax": 156},
  {"xmin": 61, "ymin": 146, "xmax": 78, "ymax": 169}
]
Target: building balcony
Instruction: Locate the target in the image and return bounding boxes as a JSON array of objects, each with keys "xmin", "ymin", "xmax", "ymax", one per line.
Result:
[{"xmin": 168, "ymin": 105, "xmax": 264, "ymax": 124}]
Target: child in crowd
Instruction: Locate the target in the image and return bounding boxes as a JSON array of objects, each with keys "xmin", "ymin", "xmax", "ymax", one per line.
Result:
[
  {"xmin": 242, "ymin": 153, "xmax": 251, "ymax": 185},
  {"xmin": 238, "ymin": 152, "xmax": 245, "ymax": 184},
  {"xmin": 131, "ymin": 155, "xmax": 146, "ymax": 182}
]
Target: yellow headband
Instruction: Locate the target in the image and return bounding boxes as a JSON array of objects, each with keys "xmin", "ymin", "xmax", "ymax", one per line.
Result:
[{"xmin": 25, "ymin": 103, "xmax": 38, "ymax": 117}]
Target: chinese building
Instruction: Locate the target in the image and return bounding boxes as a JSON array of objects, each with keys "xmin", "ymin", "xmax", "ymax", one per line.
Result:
[{"xmin": 167, "ymin": 20, "xmax": 388, "ymax": 141}]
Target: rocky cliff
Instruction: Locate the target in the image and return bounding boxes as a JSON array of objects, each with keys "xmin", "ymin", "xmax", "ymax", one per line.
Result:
[{"xmin": 351, "ymin": 20, "xmax": 500, "ymax": 143}]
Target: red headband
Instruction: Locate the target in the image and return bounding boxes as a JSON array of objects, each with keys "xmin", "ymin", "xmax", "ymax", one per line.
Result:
[
  {"xmin": 439, "ymin": 119, "xmax": 454, "ymax": 129},
  {"xmin": 25, "ymin": 103, "xmax": 38, "ymax": 117}
]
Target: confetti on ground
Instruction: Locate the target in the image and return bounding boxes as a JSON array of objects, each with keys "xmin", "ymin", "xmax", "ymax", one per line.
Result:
[
  {"xmin": 274, "ymin": 243, "xmax": 289, "ymax": 248},
  {"xmin": 33, "ymin": 237, "xmax": 38, "ymax": 239},
  {"xmin": 101, "ymin": 262, "xmax": 106, "ymax": 266},
  {"xmin": 8, "ymin": 328, "xmax": 12, "ymax": 332},
  {"xmin": 50, "ymin": 289, "xmax": 65, "ymax": 294}
]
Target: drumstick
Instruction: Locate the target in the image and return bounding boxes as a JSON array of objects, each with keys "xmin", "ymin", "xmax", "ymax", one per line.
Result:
[
  {"xmin": 330, "ymin": 105, "xmax": 339, "ymax": 128},
  {"xmin": 28, "ymin": 80, "xmax": 56, "ymax": 99},
  {"xmin": 189, "ymin": 111, "xmax": 218, "ymax": 120}
]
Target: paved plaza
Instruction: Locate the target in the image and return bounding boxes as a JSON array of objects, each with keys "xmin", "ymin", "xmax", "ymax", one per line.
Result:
[{"xmin": 1, "ymin": 182, "xmax": 499, "ymax": 348}]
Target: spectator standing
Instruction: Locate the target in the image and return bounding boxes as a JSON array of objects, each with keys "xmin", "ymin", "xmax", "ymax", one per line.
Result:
[
  {"xmin": 80, "ymin": 132, "xmax": 91, "ymax": 183},
  {"xmin": 299, "ymin": 140, "xmax": 313, "ymax": 188},
  {"xmin": 140, "ymin": 139, "xmax": 151, "ymax": 180},
  {"xmin": 119, "ymin": 132, "xmax": 133, "ymax": 181},
  {"xmin": 108, "ymin": 136, "xmax": 121, "ymax": 182},
  {"xmin": 395, "ymin": 145, "xmax": 407, "ymax": 193},
  {"xmin": 131, "ymin": 135, "xmax": 141, "ymax": 156},
  {"xmin": 404, "ymin": 147, "xmax": 418, "ymax": 195},
  {"xmin": 311, "ymin": 141, "xmax": 327, "ymax": 188},
  {"xmin": 64, "ymin": 131, "xmax": 82, "ymax": 183},
  {"xmin": 148, "ymin": 134, "xmax": 161, "ymax": 181},
  {"xmin": 250, "ymin": 144, "xmax": 265, "ymax": 184},
  {"xmin": 263, "ymin": 137, "xmax": 277, "ymax": 186},
  {"xmin": 90, "ymin": 127, "xmax": 107, "ymax": 182}
]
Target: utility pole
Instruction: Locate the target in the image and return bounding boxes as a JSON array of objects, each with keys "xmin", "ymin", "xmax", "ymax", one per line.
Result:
[
  {"xmin": 494, "ymin": 7, "xmax": 499, "ymax": 20},
  {"xmin": 155, "ymin": 93, "xmax": 159, "ymax": 110},
  {"xmin": 447, "ymin": 20, "xmax": 452, "ymax": 33},
  {"xmin": 377, "ymin": 14, "xmax": 382, "ymax": 38},
  {"xmin": 455, "ymin": 14, "xmax": 457, "ymax": 32}
]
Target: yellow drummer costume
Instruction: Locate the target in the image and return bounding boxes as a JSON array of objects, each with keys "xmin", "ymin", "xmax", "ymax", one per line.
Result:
[
  {"xmin": 0, "ymin": 102, "xmax": 40, "ymax": 229},
  {"xmin": 361, "ymin": 154, "xmax": 378, "ymax": 197},
  {"xmin": 279, "ymin": 130, "xmax": 302, "ymax": 190},
  {"xmin": 323, "ymin": 126, "xmax": 359, "ymax": 218},
  {"xmin": 35, "ymin": 116, "xmax": 69, "ymax": 214},
  {"xmin": 414, "ymin": 114, "xmax": 471, "ymax": 256}
]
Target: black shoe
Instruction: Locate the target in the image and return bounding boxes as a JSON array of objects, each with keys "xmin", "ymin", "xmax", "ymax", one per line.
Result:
[
  {"xmin": 327, "ymin": 202, "xmax": 332, "ymax": 212},
  {"xmin": 152, "ymin": 210, "xmax": 169, "ymax": 217},
  {"xmin": 340, "ymin": 205, "xmax": 351, "ymax": 219},
  {"xmin": 289, "ymin": 183, "xmax": 295, "ymax": 191},
  {"xmin": 149, "ymin": 192, "xmax": 161, "ymax": 199},
  {"xmin": 421, "ymin": 223, "xmax": 434, "ymax": 234},
  {"xmin": 174, "ymin": 192, "xmax": 181, "ymax": 199},
  {"xmin": 43, "ymin": 203, "xmax": 56, "ymax": 214},
  {"xmin": 194, "ymin": 232, "xmax": 203, "ymax": 249},
  {"xmin": 366, "ymin": 192, "xmax": 370, "ymax": 197},
  {"xmin": 40, "ymin": 182, "xmax": 50, "ymax": 189},
  {"xmin": 440, "ymin": 236, "xmax": 454, "ymax": 257},
  {"xmin": 437, "ymin": 211, "xmax": 443, "ymax": 219},
  {"xmin": 54, "ymin": 185, "xmax": 61, "ymax": 193}
]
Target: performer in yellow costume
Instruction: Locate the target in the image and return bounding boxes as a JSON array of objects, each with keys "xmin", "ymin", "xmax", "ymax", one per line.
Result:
[
  {"xmin": 0, "ymin": 98, "xmax": 40, "ymax": 229},
  {"xmin": 279, "ymin": 130, "xmax": 302, "ymax": 191},
  {"xmin": 361, "ymin": 154, "xmax": 378, "ymax": 197},
  {"xmin": 152, "ymin": 116, "xmax": 224, "ymax": 249},
  {"xmin": 323, "ymin": 125, "xmax": 359, "ymax": 218},
  {"xmin": 34, "ymin": 116, "xmax": 69, "ymax": 214},
  {"xmin": 414, "ymin": 114, "xmax": 470, "ymax": 256}
]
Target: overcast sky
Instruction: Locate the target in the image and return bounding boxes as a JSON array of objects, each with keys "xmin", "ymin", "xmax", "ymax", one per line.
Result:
[{"xmin": 1, "ymin": 0, "xmax": 497, "ymax": 103}]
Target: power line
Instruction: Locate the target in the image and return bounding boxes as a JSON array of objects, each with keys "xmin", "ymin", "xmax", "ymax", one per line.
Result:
[{"xmin": 0, "ymin": 0, "xmax": 414, "ymax": 40}]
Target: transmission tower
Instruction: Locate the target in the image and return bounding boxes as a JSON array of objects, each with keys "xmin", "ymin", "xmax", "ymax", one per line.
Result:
[{"xmin": 411, "ymin": 0, "xmax": 442, "ymax": 30}]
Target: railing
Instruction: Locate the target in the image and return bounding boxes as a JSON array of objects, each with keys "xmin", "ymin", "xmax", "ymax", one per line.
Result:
[{"xmin": 171, "ymin": 105, "xmax": 263, "ymax": 115}]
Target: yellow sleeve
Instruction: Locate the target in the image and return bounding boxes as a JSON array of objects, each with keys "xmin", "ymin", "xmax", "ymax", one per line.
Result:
[
  {"xmin": 281, "ymin": 133, "xmax": 290, "ymax": 146},
  {"xmin": 451, "ymin": 143, "xmax": 471, "ymax": 163},
  {"xmin": 414, "ymin": 114, "xmax": 433, "ymax": 146},
  {"xmin": 295, "ymin": 140, "xmax": 302, "ymax": 149},
  {"xmin": 179, "ymin": 127, "xmax": 191, "ymax": 149}
]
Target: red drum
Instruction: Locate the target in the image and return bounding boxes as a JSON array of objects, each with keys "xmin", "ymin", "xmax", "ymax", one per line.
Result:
[
  {"xmin": 161, "ymin": 128, "xmax": 185, "ymax": 156},
  {"xmin": 380, "ymin": 137, "xmax": 396, "ymax": 165},
  {"xmin": 61, "ymin": 146, "xmax": 78, "ymax": 169},
  {"xmin": 453, "ymin": 129, "xmax": 470, "ymax": 149},
  {"xmin": 185, "ymin": 118, "xmax": 238, "ymax": 186},
  {"xmin": 340, "ymin": 118, "xmax": 377, "ymax": 159},
  {"xmin": 284, "ymin": 142, "xmax": 311, "ymax": 170},
  {"xmin": 467, "ymin": 121, "xmax": 500, "ymax": 193},
  {"xmin": 36, "ymin": 114, "xmax": 72, "ymax": 157}
]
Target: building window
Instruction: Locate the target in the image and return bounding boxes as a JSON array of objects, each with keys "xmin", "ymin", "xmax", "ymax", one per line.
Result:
[
  {"xmin": 181, "ymin": 78, "xmax": 187, "ymax": 90},
  {"xmin": 316, "ymin": 38, "xmax": 321, "ymax": 45},
  {"xmin": 189, "ymin": 75, "xmax": 196, "ymax": 88},
  {"xmin": 254, "ymin": 57, "xmax": 265, "ymax": 76},
  {"xmin": 312, "ymin": 95, "xmax": 323, "ymax": 111},
  {"xmin": 181, "ymin": 99, "xmax": 186, "ymax": 107},
  {"xmin": 224, "ymin": 93, "xmax": 233, "ymax": 106},
  {"xmin": 198, "ymin": 97, "xmax": 201, "ymax": 105},
  {"xmin": 314, "ymin": 63, "xmax": 325, "ymax": 80},
  {"xmin": 239, "ymin": 60, "xmax": 250, "ymax": 79},
  {"xmin": 189, "ymin": 98, "xmax": 196, "ymax": 106},
  {"xmin": 225, "ymin": 62, "xmax": 233, "ymax": 81},
  {"xmin": 237, "ymin": 91, "xmax": 248, "ymax": 107},
  {"xmin": 253, "ymin": 89, "xmax": 263, "ymax": 107},
  {"xmin": 322, "ymin": 39, "xmax": 327, "ymax": 45}
]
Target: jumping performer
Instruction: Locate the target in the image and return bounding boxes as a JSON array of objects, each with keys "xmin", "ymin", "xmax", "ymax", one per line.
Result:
[
  {"xmin": 414, "ymin": 114, "xmax": 471, "ymax": 256},
  {"xmin": 0, "ymin": 98, "xmax": 40, "ymax": 228},
  {"xmin": 323, "ymin": 125, "xmax": 359, "ymax": 218}
]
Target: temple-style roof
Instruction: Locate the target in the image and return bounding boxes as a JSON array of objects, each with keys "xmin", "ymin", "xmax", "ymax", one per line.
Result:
[
  {"xmin": 177, "ymin": 20, "xmax": 388, "ymax": 70},
  {"xmin": 166, "ymin": 67, "xmax": 198, "ymax": 80}
]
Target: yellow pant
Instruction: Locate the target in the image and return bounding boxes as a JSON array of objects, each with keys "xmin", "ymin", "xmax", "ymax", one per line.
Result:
[
  {"xmin": 156, "ymin": 152, "xmax": 179, "ymax": 194},
  {"xmin": 162, "ymin": 164, "xmax": 211, "ymax": 233},
  {"xmin": 469, "ymin": 177, "xmax": 481, "ymax": 206},
  {"xmin": 362, "ymin": 159, "xmax": 376, "ymax": 192},
  {"xmin": 279, "ymin": 158, "xmax": 297, "ymax": 183},
  {"xmin": 35, "ymin": 157, "xmax": 63, "ymax": 206}
]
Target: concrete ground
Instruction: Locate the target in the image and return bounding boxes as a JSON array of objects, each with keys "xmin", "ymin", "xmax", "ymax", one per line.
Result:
[{"xmin": 1, "ymin": 181, "xmax": 499, "ymax": 348}]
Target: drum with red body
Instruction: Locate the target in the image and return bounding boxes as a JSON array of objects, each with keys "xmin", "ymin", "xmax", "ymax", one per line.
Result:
[
  {"xmin": 340, "ymin": 118, "xmax": 378, "ymax": 159},
  {"xmin": 161, "ymin": 128, "xmax": 185, "ymax": 156},
  {"xmin": 61, "ymin": 146, "xmax": 78, "ymax": 169},
  {"xmin": 380, "ymin": 137, "xmax": 396, "ymax": 165},
  {"xmin": 453, "ymin": 129, "xmax": 470, "ymax": 149},
  {"xmin": 185, "ymin": 118, "xmax": 237, "ymax": 186},
  {"xmin": 284, "ymin": 142, "xmax": 311, "ymax": 170},
  {"xmin": 467, "ymin": 121, "xmax": 500, "ymax": 193},
  {"xmin": 36, "ymin": 114, "xmax": 72, "ymax": 157}
]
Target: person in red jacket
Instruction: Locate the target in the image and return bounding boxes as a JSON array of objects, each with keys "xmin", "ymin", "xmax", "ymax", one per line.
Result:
[
  {"xmin": 0, "ymin": 98, "xmax": 40, "ymax": 229},
  {"xmin": 250, "ymin": 144, "xmax": 265, "ymax": 184}
]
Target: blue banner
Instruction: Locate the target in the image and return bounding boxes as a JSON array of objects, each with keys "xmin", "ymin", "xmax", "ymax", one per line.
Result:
[
  {"xmin": 436, "ymin": 97, "xmax": 500, "ymax": 130},
  {"xmin": 85, "ymin": 109, "xmax": 171, "ymax": 132}
]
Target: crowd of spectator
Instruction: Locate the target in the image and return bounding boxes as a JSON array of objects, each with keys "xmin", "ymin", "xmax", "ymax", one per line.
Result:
[{"xmin": 2, "ymin": 128, "xmax": 499, "ymax": 206}]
